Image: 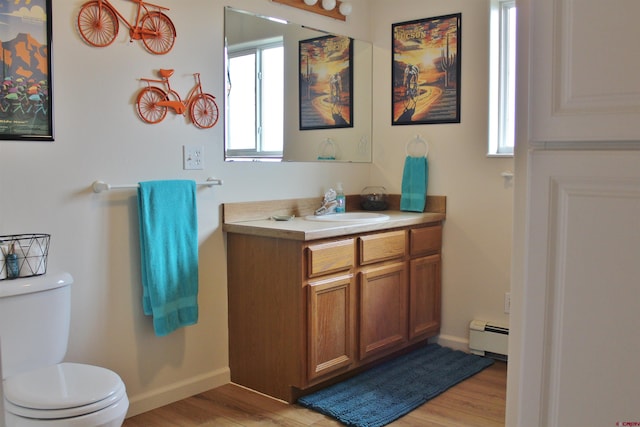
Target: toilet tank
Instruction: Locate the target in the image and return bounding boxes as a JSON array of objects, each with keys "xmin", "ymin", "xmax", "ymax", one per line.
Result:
[{"xmin": 0, "ymin": 271, "xmax": 73, "ymax": 379}]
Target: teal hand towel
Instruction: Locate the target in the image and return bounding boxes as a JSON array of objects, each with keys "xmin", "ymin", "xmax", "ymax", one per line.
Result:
[
  {"xmin": 138, "ymin": 180, "xmax": 199, "ymax": 336},
  {"xmin": 400, "ymin": 156, "xmax": 429, "ymax": 212}
]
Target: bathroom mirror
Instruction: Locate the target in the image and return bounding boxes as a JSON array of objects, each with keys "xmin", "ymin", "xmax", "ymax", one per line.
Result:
[{"xmin": 224, "ymin": 7, "xmax": 373, "ymax": 163}]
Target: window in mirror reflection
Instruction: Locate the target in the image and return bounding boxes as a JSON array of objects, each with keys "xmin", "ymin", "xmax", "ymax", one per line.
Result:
[{"xmin": 226, "ymin": 37, "xmax": 284, "ymax": 160}]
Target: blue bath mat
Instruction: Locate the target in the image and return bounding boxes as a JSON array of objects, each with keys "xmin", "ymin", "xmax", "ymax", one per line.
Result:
[{"xmin": 297, "ymin": 343, "xmax": 494, "ymax": 427}]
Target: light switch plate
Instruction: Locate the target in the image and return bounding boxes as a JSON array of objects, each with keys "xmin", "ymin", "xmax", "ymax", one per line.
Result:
[{"xmin": 183, "ymin": 145, "xmax": 204, "ymax": 170}]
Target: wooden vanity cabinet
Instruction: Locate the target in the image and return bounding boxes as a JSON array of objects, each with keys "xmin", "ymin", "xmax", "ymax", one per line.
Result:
[{"xmin": 226, "ymin": 222, "xmax": 442, "ymax": 403}]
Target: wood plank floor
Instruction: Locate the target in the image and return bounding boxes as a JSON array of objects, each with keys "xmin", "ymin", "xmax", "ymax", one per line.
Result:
[{"xmin": 123, "ymin": 361, "xmax": 506, "ymax": 427}]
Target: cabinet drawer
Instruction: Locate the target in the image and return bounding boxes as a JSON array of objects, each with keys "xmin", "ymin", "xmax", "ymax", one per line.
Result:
[
  {"xmin": 410, "ymin": 225, "xmax": 442, "ymax": 256},
  {"xmin": 359, "ymin": 231, "xmax": 406, "ymax": 265},
  {"xmin": 307, "ymin": 239, "xmax": 355, "ymax": 277}
]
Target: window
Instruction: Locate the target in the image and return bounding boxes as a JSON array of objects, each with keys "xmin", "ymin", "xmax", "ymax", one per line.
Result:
[
  {"xmin": 226, "ymin": 37, "xmax": 284, "ymax": 160},
  {"xmin": 488, "ymin": 0, "xmax": 516, "ymax": 156}
]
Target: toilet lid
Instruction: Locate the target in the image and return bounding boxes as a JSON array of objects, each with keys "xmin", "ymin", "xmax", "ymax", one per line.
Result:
[{"xmin": 4, "ymin": 363, "xmax": 125, "ymax": 412}]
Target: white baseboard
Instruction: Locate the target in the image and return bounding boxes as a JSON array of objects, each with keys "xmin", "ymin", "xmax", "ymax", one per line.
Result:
[
  {"xmin": 125, "ymin": 336, "xmax": 471, "ymax": 418},
  {"xmin": 126, "ymin": 367, "xmax": 230, "ymax": 418},
  {"xmin": 435, "ymin": 334, "xmax": 469, "ymax": 353}
]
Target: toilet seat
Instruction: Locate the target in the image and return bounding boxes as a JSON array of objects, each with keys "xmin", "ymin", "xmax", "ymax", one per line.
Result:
[{"xmin": 4, "ymin": 363, "xmax": 126, "ymax": 419}]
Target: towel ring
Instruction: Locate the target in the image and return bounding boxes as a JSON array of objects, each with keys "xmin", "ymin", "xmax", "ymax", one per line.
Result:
[
  {"xmin": 317, "ymin": 138, "xmax": 337, "ymax": 160},
  {"xmin": 406, "ymin": 135, "xmax": 429, "ymax": 158}
]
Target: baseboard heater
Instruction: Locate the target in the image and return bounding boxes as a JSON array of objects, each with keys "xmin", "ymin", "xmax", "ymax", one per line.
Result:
[{"xmin": 469, "ymin": 320, "xmax": 509, "ymax": 361}]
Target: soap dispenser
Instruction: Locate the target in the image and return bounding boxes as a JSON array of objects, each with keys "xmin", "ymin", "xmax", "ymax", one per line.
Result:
[{"xmin": 336, "ymin": 183, "xmax": 346, "ymax": 213}]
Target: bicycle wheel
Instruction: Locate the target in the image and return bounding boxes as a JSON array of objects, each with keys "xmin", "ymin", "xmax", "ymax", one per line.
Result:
[
  {"xmin": 136, "ymin": 87, "xmax": 168, "ymax": 124},
  {"xmin": 190, "ymin": 94, "xmax": 219, "ymax": 129},
  {"xmin": 77, "ymin": 1, "xmax": 118, "ymax": 48},
  {"xmin": 140, "ymin": 12, "xmax": 176, "ymax": 55}
]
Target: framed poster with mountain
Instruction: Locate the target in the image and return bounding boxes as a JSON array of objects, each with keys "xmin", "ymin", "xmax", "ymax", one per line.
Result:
[{"xmin": 0, "ymin": 0, "xmax": 53, "ymax": 141}]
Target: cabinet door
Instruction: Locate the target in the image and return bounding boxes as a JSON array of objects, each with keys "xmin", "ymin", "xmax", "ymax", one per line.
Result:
[
  {"xmin": 359, "ymin": 262, "xmax": 408, "ymax": 360},
  {"xmin": 409, "ymin": 254, "xmax": 441, "ymax": 339},
  {"xmin": 307, "ymin": 274, "xmax": 355, "ymax": 381}
]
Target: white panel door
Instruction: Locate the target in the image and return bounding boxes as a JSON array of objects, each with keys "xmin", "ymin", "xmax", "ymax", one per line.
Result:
[
  {"xmin": 521, "ymin": 149, "xmax": 640, "ymax": 427},
  {"xmin": 530, "ymin": 0, "xmax": 640, "ymax": 142}
]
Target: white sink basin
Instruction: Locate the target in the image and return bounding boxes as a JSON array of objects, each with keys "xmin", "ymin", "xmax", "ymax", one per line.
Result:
[{"xmin": 305, "ymin": 212, "xmax": 390, "ymax": 223}]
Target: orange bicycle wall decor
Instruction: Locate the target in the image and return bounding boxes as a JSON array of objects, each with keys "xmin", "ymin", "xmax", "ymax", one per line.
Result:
[
  {"xmin": 77, "ymin": 0, "xmax": 176, "ymax": 55},
  {"xmin": 136, "ymin": 69, "xmax": 220, "ymax": 129}
]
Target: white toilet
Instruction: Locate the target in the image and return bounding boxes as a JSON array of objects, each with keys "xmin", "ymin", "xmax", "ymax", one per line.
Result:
[{"xmin": 0, "ymin": 272, "xmax": 129, "ymax": 426}]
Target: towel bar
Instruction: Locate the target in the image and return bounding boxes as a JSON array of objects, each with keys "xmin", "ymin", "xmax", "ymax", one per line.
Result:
[{"xmin": 92, "ymin": 177, "xmax": 223, "ymax": 193}]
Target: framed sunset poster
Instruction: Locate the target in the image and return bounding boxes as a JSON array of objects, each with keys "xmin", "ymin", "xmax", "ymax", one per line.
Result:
[
  {"xmin": 0, "ymin": 0, "xmax": 53, "ymax": 141},
  {"xmin": 299, "ymin": 34, "xmax": 353, "ymax": 130},
  {"xmin": 392, "ymin": 13, "xmax": 461, "ymax": 125}
]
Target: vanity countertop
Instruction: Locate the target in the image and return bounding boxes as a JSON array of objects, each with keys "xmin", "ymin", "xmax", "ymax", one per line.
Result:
[{"xmin": 223, "ymin": 210, "xmax": 445, "ymax": 241}]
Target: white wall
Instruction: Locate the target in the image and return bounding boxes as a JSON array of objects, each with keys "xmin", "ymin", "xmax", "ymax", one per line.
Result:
[
  {"xmin": 370, "ymin": 0, "xmax": 514, "ymax": 348},
  {"xmin": 0, "ymin": 0, "xmax": 512, "ymax": 417}
]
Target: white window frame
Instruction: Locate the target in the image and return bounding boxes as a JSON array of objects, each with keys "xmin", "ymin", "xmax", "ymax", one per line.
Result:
[
  {"xmin": 488, "ymin": 0, "xmax": 516, "ymax": 157},
  {"xmin": 226, "ymin": 37, "xmax": 284, "ymax": 161}
]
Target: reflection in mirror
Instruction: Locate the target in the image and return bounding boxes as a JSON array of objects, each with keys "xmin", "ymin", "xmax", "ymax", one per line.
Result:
[{"xmin": 224, "ymin": 7, "xmax": 372, "ymax": 163}]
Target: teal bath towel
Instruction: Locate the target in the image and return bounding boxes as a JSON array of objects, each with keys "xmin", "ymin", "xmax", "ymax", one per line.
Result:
[
  {"xmin": 400, "ymin": 156, "xmax": 429, "ymax": 212},
  {"xmin": 138, "ymin": 180, "xmax": 199, "ymax": 336}
]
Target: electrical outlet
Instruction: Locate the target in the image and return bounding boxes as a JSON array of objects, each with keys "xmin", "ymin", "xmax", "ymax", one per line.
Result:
[
  {"xmin": 504, "ymin": 292, "xmax": 511, "ymax": 314},
  {"xmin": 183, "ymin": 145, "xmax": 204, "ymax": 170}
]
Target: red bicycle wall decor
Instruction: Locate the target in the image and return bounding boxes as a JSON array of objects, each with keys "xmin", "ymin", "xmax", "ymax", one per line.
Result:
[
  {"xmin": 77, "ymin": 0, "xmax": 176, "ymax": 55},
  {"xmin": 136, "ymin": 69, "xmax": 219, "ymax": 129}
]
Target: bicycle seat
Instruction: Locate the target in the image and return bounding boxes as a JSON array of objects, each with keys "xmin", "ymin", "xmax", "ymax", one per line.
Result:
[{"xmin": 159, "ymin": 69, "xmax": 174, "ymax": 78}]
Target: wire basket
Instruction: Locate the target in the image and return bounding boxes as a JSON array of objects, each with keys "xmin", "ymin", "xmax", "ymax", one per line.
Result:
[{"xmin": 0, "ymin": 234, "xmax": 50, "ymax": 280}]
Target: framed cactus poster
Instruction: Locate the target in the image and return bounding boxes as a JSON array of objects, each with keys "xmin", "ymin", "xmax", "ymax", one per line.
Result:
[
  {"xmin": 0, "ymin": 0, "xmax": 53, "ymax": 141},
  {"xmin": 299, "ymin": 34, "xmax": 353, "ymax": 130},
  {"xmin": 392, "ymin": 13, "xmax": 461, "ymax": 125}
]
